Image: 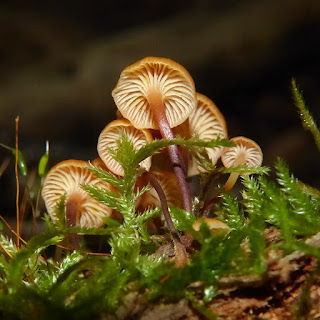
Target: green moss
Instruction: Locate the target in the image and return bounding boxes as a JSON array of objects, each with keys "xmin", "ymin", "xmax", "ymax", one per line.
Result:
[{"xmin": 1, "ymin": 83, "xmax": 320, "ymax": 319}]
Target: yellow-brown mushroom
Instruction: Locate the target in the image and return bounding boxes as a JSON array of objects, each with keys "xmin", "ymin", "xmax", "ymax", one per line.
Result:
[
  {"xmin": 221, "ymin": 136, "xmax": 263, "ymax": 191},
  {"xmin": 112, "ymin": 57, "xmax": 197, "ymax": 212},
  {"xmin": 42, "ymin": 159, "xmax": 113, "ymax": 228},
  {"xmin": 97, "ymin": 119, "xmax": 153, "ymax": 176},
  {"xmin": 188, "ymin": 93, "xmax": 228, "ymax": 176}
]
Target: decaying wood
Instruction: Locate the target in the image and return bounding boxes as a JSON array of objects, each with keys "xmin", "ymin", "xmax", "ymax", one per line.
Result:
[{"xmin": 103, "ymin": 229, "xmax": 320, "ymax": 319}]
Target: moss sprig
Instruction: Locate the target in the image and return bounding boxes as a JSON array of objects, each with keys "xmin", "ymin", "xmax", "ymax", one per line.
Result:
[{"xmin": 292, "ymin": 78, "xmax": 320, "ymax": 153}]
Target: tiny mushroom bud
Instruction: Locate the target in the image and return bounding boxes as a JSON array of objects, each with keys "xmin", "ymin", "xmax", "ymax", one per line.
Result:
[
  {"xmin": 112, "ymin": 57, "xmax": 197, "ymax": 212},
  {"xmin": 97, "ymin": 119, "xmax": 153, "ymax": 176},
  {"xmin": 221, "ymin": 136, "xmax": 263, "ymax": 191},
  {"xmin": 193, "ymin": 218, "xmax": 231, "ymax": 235},
  {"xmin": 42, "ymin": 159, "xmax": 113, "ymax": 228},
  {"xmin": 188, "ymin": 93, "xmax": 228, "ymax": 176}
]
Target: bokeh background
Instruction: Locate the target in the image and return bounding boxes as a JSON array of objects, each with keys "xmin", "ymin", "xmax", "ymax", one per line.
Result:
[{"xmin": 0, "ymin": 0, "xmax": 320, "ymax": 223}]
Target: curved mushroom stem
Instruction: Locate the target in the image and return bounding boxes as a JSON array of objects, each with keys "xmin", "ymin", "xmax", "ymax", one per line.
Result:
[
  {"xmin": 142, "ymin": 171, "xmax": 179, "ymax": 236},
  {"xmin": 142, "ymin": 171, "xmax": 188, "ymax": 267},
  {"xmin": 201, "ymin": 164, "xmax": 242, "ymax": 216},
  {"xmin": 224, "ymin": 172, "xmax": 240, "ymax": 192},
  {"xmin": 148, "ymin": 92, "xmax": 192, "ymax": 213},
  {"xmin": 223, "ymin": 155, "xmax": 245, "ymax": 192}
]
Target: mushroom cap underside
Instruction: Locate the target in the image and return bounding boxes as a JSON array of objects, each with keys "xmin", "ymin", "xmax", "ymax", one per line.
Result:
[
  {"xmin": 42, "ymin": 159, "xmax": 112, "ymax": 228},
  {"xmin": 188, "ymin": 93, "xmax": 228, "ymax": 176},
  {"xmin": 112, "ymin": 56, "xmax": 197, "ymax": 129},
  {"xmin": 221, "ymin": 136, "xmax": 263, "ymax": 169},
  {"xmin": 97, "ymin": 119, "xmax": 153, "ymax": 176}
]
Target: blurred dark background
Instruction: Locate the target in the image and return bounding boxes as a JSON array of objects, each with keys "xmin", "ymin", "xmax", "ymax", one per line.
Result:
[{"xmin": 0, "ymin": 0, "xmax": 320, "ymax": 223}]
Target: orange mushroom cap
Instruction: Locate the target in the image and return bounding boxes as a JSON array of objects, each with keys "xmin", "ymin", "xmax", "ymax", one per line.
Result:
[
  {"xmin": 42, "ymin": 159, "xmax": 113, "ymax": 228},
  {"xmin": 112, "ymin": 57, "xmax": 197, "ymax": 130},
  {"xmin": 97, "ymin": 119, "xmax": 153, "ymax": 176},
  {"xmin": 188, "ymin": 93, "xmax": 228, "ymax": 176}
]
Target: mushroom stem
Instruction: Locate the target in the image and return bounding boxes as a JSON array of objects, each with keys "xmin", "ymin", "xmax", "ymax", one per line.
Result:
[
  {"xmin": 221, "ymin": 136, "xmax": 263, "ymax": 193},
  {"xmin": 200, "ymin": 194, "xmax": 221, "ymax": 217},
  {"xmin": 142, "ymin": 171, "xmax": 188, "ymax": 267},
  {"xmin": 65, "ymin": 192, "xmax": 82, "ymax": 226},
  {"xmin": 223, "ymin": 154, "xmax": 245, "ymax": 192},
  {"xmin": 148, "ymin": 92, "xmax": 192, "ymax": 212},
  {"xmin": 178, "ymin": 145, "xmax": 189, "ymax": 175},
  {"xmin": 224, "ymin": 172, "xmax": 240, "ymax": 192},
  {"xmin": 65, "ymin": 193, "xmax": 82, "ymax": 250},
  {"xmin": 142, "ymin": 171, "xmax": 178, "ymax": 236}
]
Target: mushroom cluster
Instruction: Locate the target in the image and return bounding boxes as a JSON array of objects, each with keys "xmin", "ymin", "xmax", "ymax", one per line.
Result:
[{"xmin": 42, "ymin": 56, "xmax": 263, "ymax": 235}]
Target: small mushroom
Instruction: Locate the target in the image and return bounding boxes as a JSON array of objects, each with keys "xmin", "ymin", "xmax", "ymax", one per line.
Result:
[
  {"xmin": 97, "ymin": 119, "xmax": 153, "ymax": 176},
  {"xmin": 42, "ymin": 159, "xmax": 113, "ymax": 228},
  {"xmin": 188, "ymin": 93, "xmax": 228, "ymax": 176},
  {"xmin": 221, "ymin": 136, "xmax": 263, "ymax": 191},
  {"xmin": 112, "ymin": 57, "xmax": 197, "ymax": 212}
]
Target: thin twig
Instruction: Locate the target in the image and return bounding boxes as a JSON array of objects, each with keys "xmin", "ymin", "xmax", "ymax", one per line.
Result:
[
  {"xmin": 56, "ymin": 244, "xmax": 111, "ymax": 256},
  {"xmin": 0, "ymin": 214, "xmax": 27, "ymax": 245},
  {"xmin": 15, "ymin": 116, "xmax": 21, "ymax": 249},
  {"xmin": 0, "ymin": 242, "xmax": 13, "ymax": 258}
]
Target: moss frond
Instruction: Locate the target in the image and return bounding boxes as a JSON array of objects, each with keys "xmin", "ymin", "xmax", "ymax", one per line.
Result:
[{"xmin": 292, "ymin": 78, "xmax": 320, "ymax": 152}]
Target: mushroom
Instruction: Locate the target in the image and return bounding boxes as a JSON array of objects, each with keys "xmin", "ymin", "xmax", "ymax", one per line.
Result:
[
  {"xmin": 221, "ymin": 136, "xmax": 263, "ymax": 191},
  {"xmin": 112, "ymin": 57, "xmax": 197, "ymax": 212},
  {"xmin": 188, "ymin": 93, "xmax": 228, "ymax": 176},
  {"xmin": 151, "ymin": 93, "xmax": 227, "ymax": 176},
  {"xmin": 42, "ymin": 159, "xmax": 113, "ymax": 228},
  {"xmin": 97, "ymin": 119, "xmax": 153, "ymax": 176}
]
